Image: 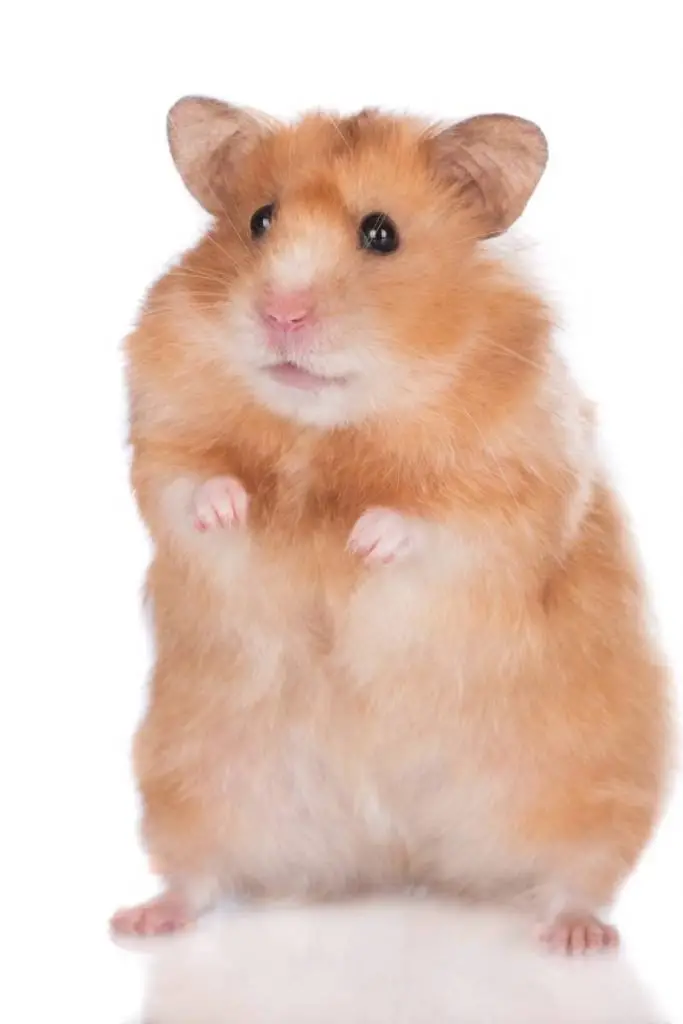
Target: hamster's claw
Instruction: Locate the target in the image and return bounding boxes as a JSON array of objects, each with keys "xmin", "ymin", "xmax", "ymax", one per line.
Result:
[{"xmin": 192, "ymin": 475, "xmax": 249, "ymax": 531}]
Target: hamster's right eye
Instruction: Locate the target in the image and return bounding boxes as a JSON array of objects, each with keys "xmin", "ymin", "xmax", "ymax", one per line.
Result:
[{"xmin": 250, "ymin": 204, "xmax": 275, "ymax": 240}]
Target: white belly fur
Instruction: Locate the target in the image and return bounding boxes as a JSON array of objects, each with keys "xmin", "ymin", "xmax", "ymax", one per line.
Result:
[{"xmin": 166, "ymin": 515, "xmax": 541, "ymax": 900}]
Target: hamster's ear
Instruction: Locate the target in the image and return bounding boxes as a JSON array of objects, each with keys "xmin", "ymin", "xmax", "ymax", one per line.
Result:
[
  {"xmin": 167, "ymin": 96, "xmax": 276, "ymax": 214},
  {"xmin": 428, "ymin": 114, "xmax": 548, "ymax": 237}
]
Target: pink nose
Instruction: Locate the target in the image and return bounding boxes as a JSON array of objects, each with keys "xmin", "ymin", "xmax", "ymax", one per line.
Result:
[{"xmin": 260, "ymin": 290, "xmax": 314, "ymax": 332}]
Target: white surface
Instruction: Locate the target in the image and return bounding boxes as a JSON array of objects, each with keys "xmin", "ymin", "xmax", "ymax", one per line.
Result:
[
  {"xmin": 2, "ymin": 2, "xmax": 681, "ymax": 1022},
  {"xmin": 140, "ymin": 899, "xmax": 664, "ymax": 1024}
]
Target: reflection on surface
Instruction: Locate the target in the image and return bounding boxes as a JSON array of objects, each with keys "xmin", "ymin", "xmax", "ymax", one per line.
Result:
[{"xmin": 135, "ymin": 898, "xmax": 662, "ymax": 1023}]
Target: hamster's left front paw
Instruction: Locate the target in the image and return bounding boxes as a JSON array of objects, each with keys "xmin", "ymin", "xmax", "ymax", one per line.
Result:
[{"xmin": 347, "ymin": 507, "xmax": 422, "ymax": 565}]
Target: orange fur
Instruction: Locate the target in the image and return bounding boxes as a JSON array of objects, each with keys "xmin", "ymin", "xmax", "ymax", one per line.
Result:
[{"xmin": 122, "ymin": 101, "xmax": 671, "ymax": 925}]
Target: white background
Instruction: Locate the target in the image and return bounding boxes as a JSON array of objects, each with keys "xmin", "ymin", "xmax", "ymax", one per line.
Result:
[{"xmin": 2, "ymin": 3, "xmax": 681, "ymax": 1021}]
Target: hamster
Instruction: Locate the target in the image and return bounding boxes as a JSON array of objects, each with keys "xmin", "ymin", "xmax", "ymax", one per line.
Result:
[{"xmin": 111, "ymin": 96, "xmax": 672, "ymax": 953}]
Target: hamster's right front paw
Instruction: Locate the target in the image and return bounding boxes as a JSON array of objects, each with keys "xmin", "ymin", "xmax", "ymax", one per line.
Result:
[{"xmin": 192, "ymin": 475, "xmax": 249, "ymax": 531}]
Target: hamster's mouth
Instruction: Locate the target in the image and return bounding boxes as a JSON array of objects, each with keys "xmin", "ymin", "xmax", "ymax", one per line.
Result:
[{"xmin": 265, "ymin": 362, "xmax": 348, "ymax": 391}]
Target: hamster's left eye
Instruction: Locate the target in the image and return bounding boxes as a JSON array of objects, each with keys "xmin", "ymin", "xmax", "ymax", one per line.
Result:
[
  {"xmin": 359, "ymin": 212, "xmax": 399, "ymax": 254},
  {"xmin": 250, "ymin": 204, "xmax": 275, "ymax": 239}
]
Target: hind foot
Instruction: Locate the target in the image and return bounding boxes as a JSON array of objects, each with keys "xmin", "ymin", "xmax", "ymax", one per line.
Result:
[
  {"xmin": 539, "ymin": 911, "xmax": 620, "ymax": 955},
  {"xmin": 110, "ymin": 889, "xmax": 195, "ymax": 938}
]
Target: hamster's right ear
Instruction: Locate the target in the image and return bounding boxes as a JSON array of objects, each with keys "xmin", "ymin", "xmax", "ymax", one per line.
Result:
[{"xmin": 167, "ymin": 96, "xmax": 276, "ymax": 214}]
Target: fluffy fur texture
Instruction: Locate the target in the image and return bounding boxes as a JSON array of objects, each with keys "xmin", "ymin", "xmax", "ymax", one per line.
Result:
[{"xmin": 116, "ymin": 98, "xmax": 671, "ymax": 942}]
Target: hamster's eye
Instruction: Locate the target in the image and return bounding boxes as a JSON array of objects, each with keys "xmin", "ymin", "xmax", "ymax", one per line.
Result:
[
  {"xmin": 250, "ymin": 204, "xmax": 275, "ymax": 240},
  {"xmin": 359, "ymin": 212, "xmax": 399, "ymax": 254}
]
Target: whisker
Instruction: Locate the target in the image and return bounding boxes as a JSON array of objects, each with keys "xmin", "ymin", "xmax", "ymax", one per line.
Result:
[
  {"xmin": 200, "ymin": 168, "xmax": 254, "ymax": 261},
  {"xmin": 203, "ymin": 230, "xmax": 248, "ymax": 269},
  {"xmin": 206, "ymin": 180, "xmax": 252, "ymax": 259},
  {"xmin": 141, "ymin": 299, "xmax": 228, "ymax": 318},
  {"xmin": 170, "ymin": 267, "xmax": 237, "ymax": 286},
  {"xmin": 460, "ymin": 406, "xmax": 523, "ymax": 517},
  {"xmin": 148, "ymin": 293, "xmax": 229, "ymax": 307},
  {"xmin": 484, "ymin": 339, "xmax": 547, "ymax": 374},
  {"xmin": 218, "ymin": 210, "xmax": 252, "ymax": 258},
  {"xmin": 327, "ymin": 114, "xmax": 352, "ymax": 152}
]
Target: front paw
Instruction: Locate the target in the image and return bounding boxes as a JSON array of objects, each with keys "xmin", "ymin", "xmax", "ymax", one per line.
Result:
[
  {"xmin": 347, "ymin": 507, "xmax": 422, "ymax": 565},
  {"xmin": 192, "ymin": 476, "xmax": 249, "ymax": 531}
]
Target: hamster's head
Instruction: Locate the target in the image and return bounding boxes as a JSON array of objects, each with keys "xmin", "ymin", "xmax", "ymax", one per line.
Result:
[{"xmin": 166, "ymin": 97, "xmax": 548, "ymax": 429}]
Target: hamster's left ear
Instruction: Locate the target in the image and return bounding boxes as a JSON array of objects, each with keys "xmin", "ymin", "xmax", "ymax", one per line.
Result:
[{"xmin": 427, "ymin": 114, "xmax": 548, "ymax": 237}]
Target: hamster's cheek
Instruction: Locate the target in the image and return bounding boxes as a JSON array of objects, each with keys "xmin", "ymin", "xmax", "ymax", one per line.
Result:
[{"xmin": 220, "ymin": 296, "xmax": 271, "ymax": 372}]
